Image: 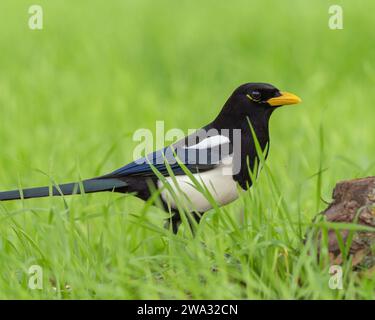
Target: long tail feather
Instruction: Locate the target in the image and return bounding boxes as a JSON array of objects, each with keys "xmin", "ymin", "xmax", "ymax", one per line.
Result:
[{"xmin": 0, "ymin": 178, "xmax": 128, "ymax": 201}]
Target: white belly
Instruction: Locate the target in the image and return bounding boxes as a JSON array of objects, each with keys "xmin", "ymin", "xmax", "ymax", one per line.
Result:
[{"xmin": 157, "ymin": 159, "xmax": 239, "ymax": 212}]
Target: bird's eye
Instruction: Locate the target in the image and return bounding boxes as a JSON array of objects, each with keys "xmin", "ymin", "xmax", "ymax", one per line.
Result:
[{"xmin": 250, "ymin": 91, "xmax": 262, "ymax": 101}]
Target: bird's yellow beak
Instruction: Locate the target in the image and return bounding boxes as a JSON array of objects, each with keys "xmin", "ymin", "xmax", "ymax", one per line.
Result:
[{"xmin": 267, "ymin": 91, "xmax": 302, "ymax": 107}]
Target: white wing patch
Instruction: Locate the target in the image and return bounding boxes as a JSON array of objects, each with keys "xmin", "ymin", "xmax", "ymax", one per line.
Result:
[
  {"xmin": 183, "ymin": 135, "xmax": 230, "ymax": 150},
  {"xmin": 157, "ymin": 156, "xmax": 239, "ymax": 212}
]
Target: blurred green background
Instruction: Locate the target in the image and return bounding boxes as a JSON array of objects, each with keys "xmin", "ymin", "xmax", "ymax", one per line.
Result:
[{"xmin": 0, "ymin": 0, "xmax": 374, "ymax": 299}]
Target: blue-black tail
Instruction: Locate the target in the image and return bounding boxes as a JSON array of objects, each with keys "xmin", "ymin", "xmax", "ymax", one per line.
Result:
[{"xmin": 0, "ymin": 178, "xmax": 128, "ymax": 201}]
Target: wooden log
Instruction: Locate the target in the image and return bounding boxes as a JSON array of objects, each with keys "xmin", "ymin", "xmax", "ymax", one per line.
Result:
[{"xmin": 317, "ymin": 177, "xmax": 375, "ymax": 268}]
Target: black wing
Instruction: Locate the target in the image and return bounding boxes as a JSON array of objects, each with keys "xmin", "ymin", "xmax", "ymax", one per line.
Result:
[{"xmin": 106, "ymin": 129, "xmax": 233, "ymax": 178}]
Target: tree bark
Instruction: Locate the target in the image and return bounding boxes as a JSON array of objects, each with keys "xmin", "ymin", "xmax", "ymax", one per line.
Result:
[{"xmin": 316, "ymin": 177, "xmax": 375, "ymax": 269}]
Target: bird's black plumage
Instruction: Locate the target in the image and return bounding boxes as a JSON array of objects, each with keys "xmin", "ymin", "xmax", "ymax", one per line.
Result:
[{"xmin": 0, "ymin": 83, "xmax": 301, "ymax": 232}]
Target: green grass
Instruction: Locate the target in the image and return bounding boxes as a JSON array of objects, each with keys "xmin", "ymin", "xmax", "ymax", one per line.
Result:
[{"xmin": 0, "ymin": 0, "xmax": 374, "ymax": 299}]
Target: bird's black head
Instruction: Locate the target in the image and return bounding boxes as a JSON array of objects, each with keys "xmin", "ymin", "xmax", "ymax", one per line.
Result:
[
  {"xmin": 232, "ymin": 82, "xmax": 301, "ymax": 109},
  {"xmin": 213, "ymin": 82, "xmax": 301, "ymax": 129}
]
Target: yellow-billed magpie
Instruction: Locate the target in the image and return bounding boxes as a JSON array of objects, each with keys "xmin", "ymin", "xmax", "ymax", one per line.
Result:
[{"xmin": 0, "ymin": 83, "xmax": 301, "ymax": 233}]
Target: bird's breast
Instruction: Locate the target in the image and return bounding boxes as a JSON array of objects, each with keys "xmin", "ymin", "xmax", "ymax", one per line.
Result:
[{"xmin": 157, "ymin": 157, "xmax": 239, "ymax": 212}]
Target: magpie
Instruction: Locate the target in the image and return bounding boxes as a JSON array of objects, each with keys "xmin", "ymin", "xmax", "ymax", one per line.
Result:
[{"xmin": 0, "ymin": 83, "xmax": 301, "ymax": 233}]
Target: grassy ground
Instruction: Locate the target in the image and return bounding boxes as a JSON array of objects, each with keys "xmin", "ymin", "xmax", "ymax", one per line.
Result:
[{"xmin": 0, "ymin": 0, "xmax": 374, "ymax": 299}]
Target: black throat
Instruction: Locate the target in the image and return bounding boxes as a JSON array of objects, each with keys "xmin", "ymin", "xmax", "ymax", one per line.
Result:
[
  {"xmin": 209, "ymin": 95, "xmax": 275, "ymax": 189},
  {"xmin": 211, "ymin": 94, "xmax": 274, "ymax": 147}
]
